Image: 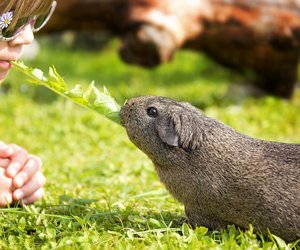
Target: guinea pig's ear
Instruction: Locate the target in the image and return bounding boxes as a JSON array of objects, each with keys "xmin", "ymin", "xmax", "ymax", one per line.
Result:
[
  {"xmin": 155, "ymin": 108, "xmax": 200, "ymax": 152},
  {"xmin": 155, "ymin": 112, "xmax": 179, "ymax": 147}
]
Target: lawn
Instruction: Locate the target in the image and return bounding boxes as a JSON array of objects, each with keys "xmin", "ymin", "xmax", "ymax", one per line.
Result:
[{"xmin": 0, "ymin": 36, "xmax": 299, "ymax": 249}]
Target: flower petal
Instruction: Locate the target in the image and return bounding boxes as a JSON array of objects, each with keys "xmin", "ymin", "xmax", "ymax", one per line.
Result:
[{"xmin": 0, "ymin": 11, "xmax": 13, "ymax": 29}]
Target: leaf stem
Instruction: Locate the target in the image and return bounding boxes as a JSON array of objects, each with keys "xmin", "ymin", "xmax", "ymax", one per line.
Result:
[{"xmin": 11, "ymin": 61, "xmax": 121, "ymax": 124}]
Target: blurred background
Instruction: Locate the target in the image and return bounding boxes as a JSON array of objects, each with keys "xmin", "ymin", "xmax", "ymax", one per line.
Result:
[{"xmin": 40, "ymin": 0, "xmax": 300, "ymax": 98}]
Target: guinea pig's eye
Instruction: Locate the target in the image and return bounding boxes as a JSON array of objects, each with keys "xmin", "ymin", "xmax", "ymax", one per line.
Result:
[{"xmin": 146, "ymin": 107, "xmax": 158, "ymax": 117}]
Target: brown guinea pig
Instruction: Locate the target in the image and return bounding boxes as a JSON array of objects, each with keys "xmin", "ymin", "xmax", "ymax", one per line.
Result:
[{"xmin": 120, "ymin": 95, "xmax": 300, "ymax": 242}]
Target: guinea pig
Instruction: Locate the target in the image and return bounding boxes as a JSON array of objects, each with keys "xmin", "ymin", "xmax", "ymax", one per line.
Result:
[{"xmin": 120, "ymin": 95, "xmax": 300, "ymax": 242}]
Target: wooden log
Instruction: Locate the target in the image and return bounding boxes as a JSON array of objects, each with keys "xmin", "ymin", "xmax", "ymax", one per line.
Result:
[
  {"xmin": 120, "ymin": 0, "xmax": 300, "ymax": 98},
  {"xmin": 42, "ymin": 0, "xmax": 128, "ymax": 33},
  {"xmin": 43, "ymin": 0, "xmax": 300, "ymax": 98},
  {"xmin": 195, "ymin": 0, "xmax": 300, "ymax": 98}
]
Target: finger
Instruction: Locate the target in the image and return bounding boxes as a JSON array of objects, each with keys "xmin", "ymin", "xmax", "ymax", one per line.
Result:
[
  {"xmin": 0, "ymin": 142, "xmax": 14, "ymax": 158},
  {"xmin": 0, "ymin": 191, "xmax": 13, "ymax": 207},
  {"xmin": 0, "ymin": 168, "xmax": 14, "ymax": 207},
  {"xmin": 0, "ymin": 158, "xmax": 11, "ymax": 168},
  {"xmin": 21, "ymin": 188, "xmax": 44, "ymax": 205},
  {"xmin": 6, "ymin": 145, "xmax": 29, "ymax": 178},
  {"xmin": 13, "ymin": 156, "xmax": 42, "ymax": 188},
  {"xmin": 13, "ymin": 172, "xmax": 46, "ymax": 201}
]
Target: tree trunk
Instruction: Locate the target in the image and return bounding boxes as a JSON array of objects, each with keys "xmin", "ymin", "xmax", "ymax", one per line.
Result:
[{"xmin": 43, "ymin": 0, "xmax": 300, "ymax": 98}]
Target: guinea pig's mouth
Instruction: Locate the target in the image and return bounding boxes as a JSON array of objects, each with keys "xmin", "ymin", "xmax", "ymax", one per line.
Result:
[
  {"xmin": 120, "ymin": 106, "xmax": 126, "ymax": 127},
  {"xmin": 120, "ymin": 104, "xmax": 131, "ymax": 127},
  {"xmin": 120, "ymin": 99, "xmax": 136, "ymax": 127}
]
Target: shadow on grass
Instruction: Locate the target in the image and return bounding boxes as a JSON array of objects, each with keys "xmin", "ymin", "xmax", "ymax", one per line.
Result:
[{"xmin": 41, "ymin": 195, "xmax": 185, "ymax": 232}]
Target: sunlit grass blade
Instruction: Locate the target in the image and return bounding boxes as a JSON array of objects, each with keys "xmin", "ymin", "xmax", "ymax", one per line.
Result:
[{"xmin": 11, "ymin": 61, "xmax": 121, "ymax": 124}]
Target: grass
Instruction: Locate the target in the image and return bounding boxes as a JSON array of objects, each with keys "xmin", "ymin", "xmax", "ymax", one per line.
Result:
[{"xmin": 0, "ymin": 35, "xmax": 299, "ymax": 249}]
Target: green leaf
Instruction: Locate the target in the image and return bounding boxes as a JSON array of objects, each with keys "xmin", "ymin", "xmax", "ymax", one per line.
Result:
[
  {"xmin": 11, "ymin": 61, "xmax": 121, "ymax": 124},
  {"xmin": 31, "ymin": 68, "xmax": 47, "ymax": 82},
  {"xmin": 18, "ymin": 217, "xmax": 26, "ymax": 230},
  {"xmin": 67, "ymin": 84, "xmax": 84, "ymax": 99},
  {"xmin": 72, "ymin": 215, "xmax": 86, "ymax": 227},
  {"xmin": 195, "ymin": 226, "xmax": 208, "ymax": 238},
  {"xmin": 271, "ymin": 234, "xmax": 288, "ymax": 250},
  {"xmin": 128, "ymin": 215, "xmax": 147, "ymax": 223}
]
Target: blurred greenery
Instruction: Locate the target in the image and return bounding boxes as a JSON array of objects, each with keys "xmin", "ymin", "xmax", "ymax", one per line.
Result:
[{"xmin": 0, "ymin": 35, "xmax": 299, "ymax": 249}]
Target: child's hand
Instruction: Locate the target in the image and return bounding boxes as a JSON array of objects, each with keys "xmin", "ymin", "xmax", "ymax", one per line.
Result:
[
  {"xmin": 0, "ymin": 167, "xmax": 13, "ymax": 206},
  {"xmin": 0, "ymin": 142, "xmax": 46, "ymax": 205}
]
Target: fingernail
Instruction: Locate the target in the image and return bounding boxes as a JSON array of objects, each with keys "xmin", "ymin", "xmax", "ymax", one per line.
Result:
[
  {"xmin": 8, "ymin": 163, "xmax": 20, "ymax": 177},
  {"xmin": 8, "ymin": 168, "xmax": 17, "ymax": 177},
  {"xmin": 27, "ymin": 159, "xmax": 35, "ymax": 168},
  {"xmin": 8, "ymin": 168, "xmax": 16, "ymax": 177},
  {"xmin": 13, "ymin": 190, "xmax": 24, "ymax": 200},
  {"xmin": 14, "ymin": 177, "xmax": 24, "ymax": 188}
]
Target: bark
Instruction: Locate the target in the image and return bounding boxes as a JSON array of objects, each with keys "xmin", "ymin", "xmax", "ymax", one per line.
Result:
[{"xmin": 43, "ymin": 0, "xmax": 300, "ymax": 98}]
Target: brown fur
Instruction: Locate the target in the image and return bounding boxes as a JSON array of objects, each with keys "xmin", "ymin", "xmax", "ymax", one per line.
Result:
[{"xmin": 120, "ymin": 95, "xmax": 300, "ymax": 242}]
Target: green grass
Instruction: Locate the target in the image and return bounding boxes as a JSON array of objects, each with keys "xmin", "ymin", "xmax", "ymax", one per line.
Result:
[{"xmin": 0, "ymin": 36, "xmax": 299, "ymax": 249}]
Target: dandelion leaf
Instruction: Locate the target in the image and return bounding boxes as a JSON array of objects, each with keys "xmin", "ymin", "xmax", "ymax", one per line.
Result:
[{"xmin": 11, "ymin": 61, "xmax": 121, "ymax": 124}]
